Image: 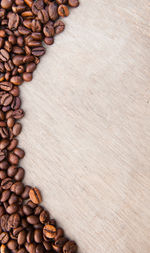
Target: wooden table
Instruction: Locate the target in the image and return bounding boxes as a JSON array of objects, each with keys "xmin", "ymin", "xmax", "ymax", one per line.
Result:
[{"xmin": 20, "ymin": 0, "xmax": 150, "ymax": 252}]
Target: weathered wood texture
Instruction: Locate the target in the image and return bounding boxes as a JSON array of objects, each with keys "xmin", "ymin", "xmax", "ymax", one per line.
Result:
[{"xmin": 20, "ymin": 0, "xmax": 150, "ymax": 252}]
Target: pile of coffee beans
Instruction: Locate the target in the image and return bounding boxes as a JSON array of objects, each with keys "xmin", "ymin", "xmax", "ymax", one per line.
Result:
[{"xmin": 0, "ymin": 0, "xmax": 79, "ymax": 252}]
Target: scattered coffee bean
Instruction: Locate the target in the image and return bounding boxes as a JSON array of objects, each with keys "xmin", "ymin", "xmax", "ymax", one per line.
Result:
[{"xmin": 29, "ymin": 187, "xmax": 42, "ymax": 204}]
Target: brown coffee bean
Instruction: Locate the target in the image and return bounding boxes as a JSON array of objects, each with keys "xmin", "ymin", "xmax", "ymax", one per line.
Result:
[
  {"xmin": 11, "ymin": 96, "xmax": 21, "ymax": 110},
  {"xmin": 34, "ymin": 229, "xmax": 43, "ymax": 243},
  {"xmin": 0, "ymin": 82, "xmax": 13, "ymax": 92},
  {"xmin": 0, "ymin": 127, "xmax": 9, "ymax": 138},
  {"xmin": 8, "ymin": 213, "xmax": 20, "ymax": 229},
  {"xmin": 48, "ymin": 2, "xmax": 58, "ymax": 21},
  {"xmin": 23, "ymin": 55, "xmax": 34, "ymax": 63},
  {"xmin": 68, "ymin": 0, "xmax": 79, "ymax": 7},
  {"xmin": 10, "ymin": 86, "xmax": 20, "ymax": 97},
  {"xmin": 38, "ymin": 9, "xmax": 49, "ymax": 24},
  {"xmin": 54, "ymin": 20, "xmax": 65, "ymax": 34},
  {"xmin": 4, "ymin": 41, "xmax": 12, "ymax": 53},
  {"xmin": 13, "ymin": 109, "xmax": 24, "ymax": 119},
  {"xmin": 8, "ymin": 13, "xmax": 20, "ymax": 30},
  {"xmin": 7, "ymin": 165, "xmax": 18, "ymax": 177},
  {"xmin": 0, "ymin": 232, "xmax": 9, "ymax": 244},
  {"xmin": 4, "ymin": 60, "xmax": 14, "ymax": 71},
  {"xmin": 0, "ymin": 49, "xmax": 9, "ymax": 62},
  {"xmin": 10, "ymin": 76, "xmax": 23, "ymax": 85},
  {"xmin": 14, "ymin": 167, "xmax": 24, "ymax": 181},
  {"xmin": 1, "ymin": 93, "xmax": 13, "ymax": 106},
  {"xmin": 21, "ymin": 185, "xmax": 31, "ymax": 199},
  {"xmin": 0, "ymin": 170, "xmax": 7, "ymax": 180},
  {"xmin": 18, "ymin": 26, "xmax": 31, "ymax": 36},
  {"xmin": 44, "ymin": 36, "xmax": 54, "ymax": 45},
  {"xmin": 1, "ymin": 190, "xmax": 10, "ymax": 202},
  {"xmin": 24, "ymin": 0, "xmax": 33, "ymax": 8},
  {"xmin": 1, "ymin": 178, "xmax": 13, "ymax": 190},
  {"xmin": 1, "ymin": 214, "xmax": 9, "ymax": 232},
  {"xmin": 23, "ymin": 205, "xmax": 33, "ymax": 216},
  {"xmin": 0, "ymin": 161, "xmax": 9, "ymax": 170},
  {"xmin": 27, "ymin": 40, "xmax": 42, "ymax": 47},
  {"xmin": 58, "ymin": 4, "xmax": 69, "ymax": 17},
  {"xmin": 63, "ymin": 241, "xmax": 77, "ymax": 253},
  {"xmin": 22, "ymin": 72, "xmax": 33, "ymax": 82},
  {"xmin": 27, "ymin": 215, "xmax": 39, "ymax": 225},
  {"xmin": 8, "ymin": 153, "xmax": 19, "ymax": 165},
  {"xmin": 29, "ymin": 187, "xmax": 42, "ymax": 204},
  {"xmin": 11, "ymin": 182, "xmax": 24, "ymax": 195},
  {"xmin": 32, "ymin": 0, "xmax": 44, "ymax": 15},
  {"xmin": 26, "ymin": 62, "xmax": 36, "ymax": 73},
  {"xmin": 0, "ymin": 139, "xmax": 9, "ymax": 150},
  {"xmin": 12, "ymin": 55, "xmax": 24, "ymax": 66},
  {"xmin": 43, "ymin": 22, "xmax": 54, "ymax": 37},
  {"xmin": 18, "ymin": 230, "xmax": 26, "ymax": 245},
  {"xmin": 8, "ymin": 193, "xmax": 18, "ymax": 205},
  {"xmin": 17, "ymin": 36, "xmax": 24, "ymax": 47},
  {"xmin": 23, "ymin": 20, "xmax": 32, "ymax": 30},
  {"xmin": 7, "ymin": 239, "xmax": 17, "ymax": 250},
  {"xmin": 32, "ymin": 47, "xmax": 45, "ymax": 56},
  {"xmin": 31, "ymin": 32, "xmax": 42, "ymax": 41},
  {"xmin": 39, "ymin": 210, "xmax": 49, "ymax": 224},
  {"xmin": 43, "ymin": 224, "xmax": 56, "ymax": 239},
  {"xmin": 7, "ymin": 139, "xmax": 18, "ymax": 151},
  {"xmin": 6, "ymin": 203, "xmax": 18, "ymax": 214},
  {"xmin": 1, "ymin": 0, "xmax": 13, "ymax": 9},
  {"xmin": 31, "ymin": 19, "xmax": 42, "ymax": 32},
  {"xmin": 13, "ymin": 148, "xmax": 25, "ymax": 159},
  {"xmin": 12, "ymin": 122, "xmax": 22, "ymax": 136}
]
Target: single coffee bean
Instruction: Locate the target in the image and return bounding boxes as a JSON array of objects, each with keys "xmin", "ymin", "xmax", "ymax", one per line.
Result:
[
  {"xmin": 18, "ymin": 230, "xmax": 26, "ymax": 245},
  {"xmin": 39, "ymin": 210, "xmax": 49, "ymax": 224},
  {"xmin": 12, "ymin": 122, "xmax": 22, "ymax": 136},
  {"xmin": 0, "ymin": 170, "xmax": 7, "ymax": 180},
  {"xmin": 68, "ymin": 0, "xmax": 79, "ymax": 7},
  {"xmin": 1, "ymin": 190, "xmax": 11, "ymax": 202},
  {"xmin": 22, "ymin": 72, "xmax": 33, "ymax": 82},
  {"xmin": 0, "ymin": 139, "xmax": 9, "ymax": 150},
  {"xmin": 24, "ymin": 0, "xmax": 33, "ymax": 8},
  {"xmin": 11, "ymin": 96, "xmax": 21, "ymax": 110},
  {"xmin": 8, "ymin": 213, "xmax": 20, "ymax": 229},
  {"xmin": 31, "ymin": 32, "xmax": 42, "ymax": 41},
  {"xmin": 54, "ymin": 20, "xmax": 65, "ymax": 34},
  {"xmin": 32, "ymin": 47, "xmax": 45, "ymax": 56},
  {"xmin": 8, "ymin": 13, "xmax": 19, "ymax": 30},
  {"xmin": 1, "ymin": 0, "xmax": 13, "ymax": 9},
  {"xmin": 1, "ymin": 178, "xmax": 13, "ymax": 190},
  {"xmin": 26, "ymin": 62, "xmax": 36, "ymax": 73},
  {"xmin": 63, "ymin": 241, "xmax": 77, "ymax": 253},
  {"xmin": 4, "ymin": 41, "xmax": 12, "ymax": 52},
  {"xmin": 7, "ymin": 239, "xmax": 17, "ymax": 250},
  {"xmin": 11, "ymin": 182, "xmax": 24, "ymax": 195},
  {"xmin": 1, "ymin": 214, "xmax": 9, "ymax": 232},
  {"xmin": 12, "ymin": 55, "xmax": 24, "ymax": 66},
  {"xmin": 13, "ymin": 148, "xmax": 25, "ymax": 159},
  {"xmin": 29, "ymin": 187, "xmax": 42, "ymax": 204},
  {"xmin": 0, "ymin": 82, "xmax": 13, "ymax": 92},
  {"xmin": 0, "ymin": 232, "xmax": 9, "ymax": 244},
  {"xmin": 43, "ymin": 22, "xmax": 54, "ymax": 37},
  {"xmin": 31, "ymin": 19, "xmax": 42, "ymax": 32},
  {"xmin": 48, "ymin": 2, "xmax": 58, "ymax": 21},
  {"xmin": 0, "ymin": 49, "xmax": 9, "ymax": 62},
  {"xmin": 58, "ymin": 4, "xmax": 69, "ymax": 17},
  {"xmin": 1, "ymin": 93, "xmax": 13, "ymax": 106},
  {"xmin": 23, "ymin": 55, "xmax": 34, "ymax": 63},
  {"xmin": 27, "ymin": 215, "xmax": 39, "ymax": 225},
  {"xmin": 12, "ymin": 109, "xmax": 24, "ymax": 119},
  {"xmin": 10, "ymin": 76, "xmax": 23, "ymax": 85},
  {"xmin": 43, "ymin": 224, "xmax": 56, "ymax": 238},
  {"xmin": 21, "ymin": 185, "xmax": 31, "ymax": 199},
  {"xmin": 8, "ymin": 193, "xmax": 18, "ymax": 205},
  {"xmin": 7, "ymin": 139, "xmax": 18, "ymax": 151},
  {"xmin": 44, "ymin": 37, "xmax": 54, "ymax": 45},
  {"xmin": 10, "ymin": 86, "xmax": 20, "ymax": 97},
  {"xmin": 38, "ymin": 9, "xmax": 49, "ymax": 24},
  {"xmin": 34, "ymin": 229, "xmax": 43, "ymax": 243},
  {"xmin": 14, "ymin": 167, "xmax": 24, "ymax": 181},
  {"xmin": 8, "ymin": 152, "xmax": 19, "ymax": 165},
  {"xmin": 6, "ymin": 203, "xmax": 18, "ymax": 214}
]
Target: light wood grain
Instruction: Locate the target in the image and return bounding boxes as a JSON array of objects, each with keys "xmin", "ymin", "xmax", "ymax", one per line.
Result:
[{"xmin": 19, "ymin": 0, "xmax": 150, "ymax": 252}]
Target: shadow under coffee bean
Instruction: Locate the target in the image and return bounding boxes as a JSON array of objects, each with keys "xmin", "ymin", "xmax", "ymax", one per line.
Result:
[{"xmin": 0, "ymin": 0, "xmax": 79, "ymax": 252}]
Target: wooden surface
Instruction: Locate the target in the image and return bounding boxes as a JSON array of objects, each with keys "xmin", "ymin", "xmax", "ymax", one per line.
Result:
[{"xmin": 19, "ymin": 0, "xmax": 150, "ymax": 252}]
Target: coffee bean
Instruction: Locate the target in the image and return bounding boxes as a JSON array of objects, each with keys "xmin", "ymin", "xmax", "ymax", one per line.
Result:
[
  {"xmin": 14, "ymin": 167, "xmax": 24, "ymax": 181},
  {"xmin": 8, "ymin": 13, "xmax": 20, "ymax": 30},
  {"xmin": 54, "ymin": 20, "xmax": 65, "ymax": 34},
  {"xmin": 0, "ymin": 49, "xmax": 9, "ymax": 62},
  {"xmin": 18, "ymin": 230, "xmax": 26, "ymax": 245},
  {"xmin": 7, "ymin": 139, "xmax": 18, "ymax": 151},
  {"xmin": 12, "ymin": 109, "xmax": 24, "ymax": 119},
  {"xmin": 1, "ymin": 178, "xmax": 13, "ymax": 190},
  {"xmin": 1, "ymin": 0, "xmax": 13, "ymax": 9},
  {"xmin": 1, "ymin": 93, "xmax": 13, "ymax": 106},
  {"xmin": 13, "ymin": 147, "xmax": 25, "ymax": 159},
  {"xmin": 34, "ymin": 229, "xmax": 43, "ymax": 243},
  {"xmin": 32, "ymin": 46, "xmax": 45, "ymax": 56},
  {"xmin": 12, "ymin": 122, "xmax": 22, "ymax": 136},
  {"xmin": 1, "ymin": 214, "xmax": 9, "ymax": 232},
  {"xmin": 8, "ymin": 213, "xmax": 20, "ymax": 229},
  {"xmin": 39, "ymin": 210, "xmax": 49, "ymax": 224},
  {"xmin": 26, "ymin": 62, "xmax": 36, "ymax": 73},
  {"xmin": 0, "ymin": 82, "xmax": 13, "ymax": 92},
  {"xmin": 43, "ymin": 224, "xmax": 56, "ymax": 239},
  {"xmin": 31, "ymin": 19, "xmax": 42, "ymax": 32},
  {"xmin": 29, "ymin": 187, "xmax": 42, "ymax": 204},
  {"xmin": 32, "ymin": 0, "xmax": 44, "ymax": 15},
  {"xmin": 21, "ymin": 185, "xmax": 31, "ymax": 199},
  {"xmin": 44, "ymin": 36, "xmax": 54, "ymax": 45},
  {"xmin": 63, "ymin": 241, "xmax": 77, "ymax": 253},
  {"xmin": 43, "ymin": 22, "xmax": 54, "ymax": 37},
  {"xmin": 10, "ymin": 76, "xmax": 23, "ymax": 85},
  {"xmin": 0, "ymin": 139, "xmax": 9, "ymax": 150},
  {"xmin": 58, "ymin": 4, "xmax": 69, "ymax": 17},
  {"xmin": 48, "ymin": 2, "xmax": 58, "ymax": 21},
  {"xmin": 27, "ymin": 215, "xmax": 39, "ymax": 225},
  {"xmin": 8, "ymin": 152, "xmax": 19, "ymax": 165},
  {"xmin": 22, "ymin": 72, "xmax": 33, "ymax": 82},
  {"xmin": 0, "ymin": 232, "xmax": 9, "ymax": 244},
  {"xmin": 68, "ymin": 0, "xmax": 79, "ymax": 7},
  {"xmin": 7, "ymin": 239, "xmax": 17, "ymax": 250},
  {"xmin": 38, "ymin": 9, "xmax": 49, "ymax": 24},
  {"xmin": 12, "ymin": 55, "xmax": 24, "ymax": 66},
  {"xmin": 1, "ymin": 190, "xmax": 11, "ymax": 202},
  {"xmin": 6, "ymin": 203, "xmax": 18, "ymax": 214},
  {"xmin": 11, "ymin": 182, "xmax": 24, "ymax": 195},
  {"xmin": 23, "ymin": 55, "xmax": 34, "ymax": 63}
]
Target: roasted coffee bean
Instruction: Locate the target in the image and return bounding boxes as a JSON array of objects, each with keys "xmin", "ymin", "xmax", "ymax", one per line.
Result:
[
  {"xmin": 7, "ymin": 239, "xmax": 17, "ymax": 250},
  {"xmin": 13, "ymin": 109, "xmax": 24, "ymax": 119},
  {"xmin": 1, "ymin": 214, "xmax": 9, "ymax": 232},
  {"xmin": 22, "ymin": 72, "xmax": 33, "ymax": 82},
  {"xmin": 8, "ymin": 13, "xmax": 20, "ymax": 30},
  {"xmin": 34, "ymin": 229, "xmax": 43, "ymax": 243},
  {"xmin": 58, "ymin": 4, "xmax": 69, "ymax": 17},
  {"xmin": 24, "ymin": 0, "xmax": 33, "ymax": 8},
  {"xmin": 6, "ymin": 203, "xmax": 18, "ymax": 214},
  {"xmin": 0, "ymin": 49, "xmax": 9, "ymax": 62},
  {"xmin": 0, "ymin": 232, "xmax": 9, "ymax": 244},
  {"xmin": 21, "ymin": 185, "xmax": 31, "ymax": 199},
  {"xmin": 11, "ymin": 96, "xmax": 21, "ymax": 110},
  {"xmin": 32, "ymin": 46, "xmax": 45, "ymax": 56},
  {"xmin": 1, "ymin": 178, "xmax": 13, "ymax": 190},
  {"xmin": 43, "ymin": 224, "xmax": 56, "ymax": 239},
  {"xmin": 0, "ymin": 139, "xmax": 9, "ymax": 150},
  {"xmin": 29, "ymin": 187, "xmax": 42, "ymax": 204},
  {"xmin": 68, "ymin": 0, "xmax": 79, "ymax": 7},
  {"xmin": 18, "ymin": 230, "xmax": 26, "ymax": 245},
  {"xmin": 8, "ymin": 193, "xmax": 18, "ymax": 205},
  {"xmin": 39, "ymin": 210, "xmax": 49, "ymax": 224},
  {"xmin": 54, "ymin": 20, "xmax": 65, "ymax": 34},
  {"xmin": 8, "ymin": 152, "xmax": 19, "ymax": 165},
  {"xmin": 0, "ymin": 170, "xmax": 7, "ymax": 180},
  {"xmin": 63, "ymin": 241, "xmax": 77, "ymax": 253},
  {"xmin": 7, "ymin": 165, "xmax": 18, "ymax": 177},
  {"xmin": 12, "ymin": 122, "xmax": 22, "ymax": 136},
  {"xmin": 43, "ymin": 22, "xmax": 54, "ymax": 37},
  {"xmin": 1, "ymin": 0, "xmax": 13, "ymax": 9},
  {"xmin": 23, "ymin": 204, "xmax": 33, "ymax": 216},
  {"xmin": 32, "ymin": 0, "xmax": 44, "ymax": 15},
  {"xmin": 27, "ymin": 215, "xmax": 39, "ymax": 225},
  {"xmin": 4, "ymin": 41, "xmax": 12, "ymax": 52},
  {"xmin": 12, "ymin": 55, "xmax": 24, "ymax": 66},
  {"xmin": 0, "ymin": 82, "xmax": 13, "ymax": 91},
  {"xmin": 11, "ymin": 182, "xmax": 24, "ymax": 195},
  {"xmin": 31, "ymin": 19, "xmax": 42, "ymax": 32},
  {"xmin": 10, "ymin": 76, "xmax": 23, "ymax": 85},
  {"xmin": 8, "ymin": 213, "xmax": 20, "ymax": 229},
  {"xmin": 38, "ymin": 9, "xmax": 49, "ymax": 24},
  {"xmin": 13, "ymin": 147, "xmax": 25, "ymax": 159},
  {"xmin": 48, "ymin": 2, "xmax": 58, "ymax": 21},
  {"xmin": 23, "ymin": 55, "xmax": 34, "ymax": 63},
  {"xmin": 1, "ymin": 190, "xmax": 11, "ymax": 202},
  {"xmin": 7, "ymin": 139, "xmax": 18, "ymax": 151},
  {"xmin": 26, "ymin": 62, "xmax": 36, "ymax": 73},
  {"xmin": 1, "ymin": 93, "xmax": 13, "ymax": 106},
  {"xmin": 14, "ymin": 167, "xmax": 24, "ymax": 181}
]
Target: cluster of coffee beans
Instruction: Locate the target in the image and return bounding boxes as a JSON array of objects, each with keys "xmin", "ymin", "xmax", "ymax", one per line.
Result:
[{"xmin": 0, "ymin": 0, "xmax": 79, "ymax": 252}]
